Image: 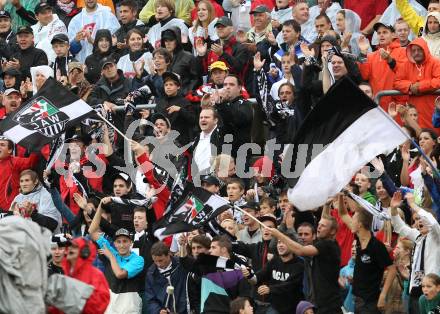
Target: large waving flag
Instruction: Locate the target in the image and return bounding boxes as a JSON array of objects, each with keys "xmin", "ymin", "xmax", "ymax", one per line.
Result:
[
  {"xmin": 159, "ymin": 187, "xmax": 231, "ymax": 236},
  {"xmin": 0, "ymin": 78, "xmax": 94, "ymax": 151},
  {"xmin": 286, "ymin": 77, "xmax": 407, "ymax": 211}
]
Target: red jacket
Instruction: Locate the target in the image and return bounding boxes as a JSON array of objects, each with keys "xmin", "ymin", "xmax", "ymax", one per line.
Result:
[
  {"xmin": 358, "ymin": 39, "xmax": 407, "ymax": 110},
  {"xmin": 190, "ymin": 0, "xmax": 225, "ymax": 21},
  {"xmin": 394, "ymin": 38, "xmax": 440, "ymax": 129},
  {"xmin": 0, "ymin": 154, "xmax": 39, "ymax": 211},
  {"xmin": 56, "ymin": 154, "xmax": 107, "ymax": 215},
  {"xmin": 59, "ymin": 238, "xmax": 110, "ymax": 314}
]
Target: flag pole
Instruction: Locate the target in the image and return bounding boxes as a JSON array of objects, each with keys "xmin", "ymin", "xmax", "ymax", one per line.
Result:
[
  {"xmin": 376, "ymin": 106, "xmax": 440, "ymax": 178},
  {"xmin": 95, "ymin": 111, "xmax": 132, "ymax": 142},
  {"xmin": 233, "ymin": 205, "xmax": 268, "ymax": 229}
]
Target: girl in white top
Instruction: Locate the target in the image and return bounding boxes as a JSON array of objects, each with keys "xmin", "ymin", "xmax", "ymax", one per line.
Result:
[
  {"xmin": 117, "ymin": 29, "xmax": 153, "ymax": 78},
  {"xmin": 189, "ymin": 0, "xmax": 219, "ymax": 56}
]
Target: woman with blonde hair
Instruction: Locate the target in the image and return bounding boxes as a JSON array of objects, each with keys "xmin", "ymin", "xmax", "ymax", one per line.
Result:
[{"xmin": 189, "ymin": 0, "xmax": 219, "ymax": 56}]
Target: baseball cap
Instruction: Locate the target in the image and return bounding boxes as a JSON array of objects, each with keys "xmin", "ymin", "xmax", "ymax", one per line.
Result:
[
  {"xmin": 65, "ymin": 133, "xmax": 92, "ymax": 145},
  {"xmin": 214, "ymin": 16, "xmax": 233, "ymax": 28},
  {"xmin": 209, "ymin": 61, "xmax": 228, "ymax": 72},
  {"xmin": 16, "ymin": 26, "xmax": 33, "ymax": 35},
  {"xmin": 373, "ymin": 22, "xmax": 395, "ymax": 33},
  {"xmin": 115, "ymin": 228, "xmax": 133, "ymax": 240},
  {"xmin": 4, "ymin": 88, "xmax": 21, "ymax": 96},
  {"xmin": 239, "ymin": 201, "xmax": 260, "ymax": 212},
  {"xmin": 35, "ymin": 2, "xmax": 53, "ymax": 14},
  {"xmin": 0, "ymin": 10, "xmax": 11, "ymax": 19},
  {"xmin": 113, "ymin": 172, "xmax": 132, "ymax": 186},
  {"xmin": 68, "ymin": 61, "xmax": 83, "ymax": 73},
  {"xmin": 100, "ymin": 56, "xmax": 116, "ymax": 70},
  {"xmin": 151, "ymin": 113, "xmax": 171, "ymax": 129},
  {"xmin": 162, "ymin": 71, "xmax": 181, "ymax": 86},
  {"xmin": 161, "ymin": 29, "xmax": 177, "ymax": 41},
  {"xmin": 250, "ymin": 5, "xmax": 270, "ymax": 15},
  {"xmin": 51, "ymin": 33, "xmax": 69, "ymax": 45},
  {"xmin": 201, "ymin": 175, "xmax": 221, "ymax": 186}
]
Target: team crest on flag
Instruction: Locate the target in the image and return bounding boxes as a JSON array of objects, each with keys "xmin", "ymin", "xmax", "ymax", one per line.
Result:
[
  {"xmin": 186, "ymin": 195, "xmax": 204, "ymax": 219},
  {"xmin": 14, "ymin": 97, "xmax": 69, "ymax": 137}
]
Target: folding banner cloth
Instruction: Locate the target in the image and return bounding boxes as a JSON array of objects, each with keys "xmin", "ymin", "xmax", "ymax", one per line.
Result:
[
  {"xmin": 160, "ymin": 187, "xmax": 231, "ymax": 236},
  {"xmin": 0, "ymin": 78, "xmax": 94, "ymax": 151},
  {"xmin": 286, "ymin": 77, "xmax": 407, "ymax": 211}
]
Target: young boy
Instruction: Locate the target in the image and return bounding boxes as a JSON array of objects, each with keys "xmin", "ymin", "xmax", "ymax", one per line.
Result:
[
  {"xmin": 154, "ymin": 71, "xmax": 195, "ymax": 145},
  {"xmin": 50, "ymin": 33, "xmax": 76, "ymax": 80}
]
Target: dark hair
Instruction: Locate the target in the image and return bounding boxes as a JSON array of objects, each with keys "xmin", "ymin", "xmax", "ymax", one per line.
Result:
[
  {"xmin": 260, "ymin": 196, "xmax": 276, "ymax": 208},
  {"xmin": 230, "ymin": 297, "xmax": 250, "ymax": 314},
  {"xmin": 153, "ymin": 47, "xmax": 172, "ymax": 64},
  {"xmin": 126, "ymin": 28, "xmax": 144, "ymax": 46},
  {"xmin": 226, "ymin": 178, "xmax": 245, "ymax": 191},
  {"xmin": 283, "ymin": 19, "xmax": 301, "ymax": 33},
  {"xmin": 419, "ymin": 128, "xmax": 438, "ymax": 142},
  {"xmin": 151, "ymin": 241, "xmax": 170, "ymax": 257},
  {"xmin": 315, "ymin": 13, "xmax": 332, "ymax": 26},
  {"xmin": 429, "ymin": 0, "xmax": 439, "ymax": 4},
  {"xmin": 402, "ymin": 124, "xmax": 417, "ymax": 139},
  {"xmin": 278, "ymin": 82, "xmax": 295, "ymax": 97},
  {"xmin": 225, "ymin": 74, "xmax": 242, "ymax": 87},
  {"xmin": 119, "ymin": 0, "xmax": 138, "ymax": 11},
  {"xmin": 357, "ymin": 209, "xmax": 373, "ymax": 230},
  {"xmin": 191, "ymin": 235, "xmax": 211, "ymax": 249},
  {"xmin": 211, "ymin": 235, "xmax": 232, "ymax": 255},
  {"xmin": 298, "ymin": 222, "xmax": 316, "ymax": 234}
]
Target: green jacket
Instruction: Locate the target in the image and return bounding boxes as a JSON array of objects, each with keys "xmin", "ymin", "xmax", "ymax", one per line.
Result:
[
  {"xmin": 362, "ymin": 191, "xmax": 377, "ymax": 205},
  {"xmin": 5, "ymin": 0, "xmax": 38, "ymax": 32}
]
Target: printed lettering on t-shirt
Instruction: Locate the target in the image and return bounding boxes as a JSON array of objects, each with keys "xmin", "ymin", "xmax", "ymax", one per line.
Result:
[
  {"xmin": 83, "ymin": 23, "xmax": 96, "ymax": 36},
  {"xmin": 272, "ymin": 270, "xmax": 290, "ymax": 281}
]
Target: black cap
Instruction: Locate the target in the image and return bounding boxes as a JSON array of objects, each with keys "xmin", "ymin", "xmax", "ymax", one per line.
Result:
[
  {"xmin": 201, "ymin": 175, "xmax": 221, "ymax": 186},
  {"xmin": 162, "ymin": 71, "xmax": 181, "ymax": 86},
  {"xmin": 214, "ymin": 16, "xmax": 233, "ymax": 28},
  {"xmin": 35, "ymin": 2, "xmax": 53, "ymax": 14},
  {"xmin": 65, "ymin": 134, "xmax": 92, "ymax": 145},
  {"xmin": 113, "ymin": 172, "xmax": 132, "ymax": 186},
  {"xmin": 16, "ymin": 26, "xmax": 33, "ymax": 35},
  {"xmin": 259, "ymin": 214, "xmax": 277, "ymax": 226},
  {"xmin": 250, "ymin": 5, "xmax": 270, "ymax": 15},
  {"xmin": 373, "ymin": 22, "xmax": 395, "ymax": 33},
  {"xmin": 1, "ymin": 68, "xmax": 21, "ymax": 78},
  {"xmin": 114, "ymin": 228, "xmax": 133, "ymax": 240},
  {"xmin": 239, "ymin": 201, "xmax": 260, "ymax": 211},
  {"xmin": 51, "ymin": 33, "xmax": 69, "ymax": 44},
  {"xmin": 161, "ymin": 29, "xmax": 177, "ymax": 40},
  {"xmin": 100, "ymin": 56, "xmax": 116, "ymax": 70},
  {"xmin": 151, "ymin": 113, "xmax": 171, "ymax": 129},
  {"xmin": 0, "ymin": 10, "xmax": 11, "ymax": 19}
]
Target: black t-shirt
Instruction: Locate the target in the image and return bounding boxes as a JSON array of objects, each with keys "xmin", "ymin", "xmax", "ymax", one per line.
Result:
[
  {"xmin": 312, "ymin": 239, "xmax": 342, "ymax": 309},
  {"xmin": 353, "ymin": 234, "xmax": 393, "ymax": 302}
]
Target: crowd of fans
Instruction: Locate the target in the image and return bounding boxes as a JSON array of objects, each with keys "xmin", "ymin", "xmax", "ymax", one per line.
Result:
[{"xmin": 1, "ymin": 0, "xmax": 440, "ymax": 313}]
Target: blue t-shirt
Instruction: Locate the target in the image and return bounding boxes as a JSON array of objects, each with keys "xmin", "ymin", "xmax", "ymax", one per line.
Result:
[{"xmin": 96, "ymin": 235, "xmax": 144, "ymax": 279}]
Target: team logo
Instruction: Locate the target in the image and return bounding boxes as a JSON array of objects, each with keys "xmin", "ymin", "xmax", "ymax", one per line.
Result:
[{"xmin": 14, "ymin": 97, "xmax": 69, "ymax": 137}]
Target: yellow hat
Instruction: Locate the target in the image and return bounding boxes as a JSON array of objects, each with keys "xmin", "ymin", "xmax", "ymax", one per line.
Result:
[{"xmin": 209, "ymin": 61, "xmax": 228, "ymax": 72}]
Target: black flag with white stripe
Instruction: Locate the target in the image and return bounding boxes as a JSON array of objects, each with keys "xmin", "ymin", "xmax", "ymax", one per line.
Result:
[{"xmin": 0, "ymin": 78, "xmax": 94, "ymax": 151}]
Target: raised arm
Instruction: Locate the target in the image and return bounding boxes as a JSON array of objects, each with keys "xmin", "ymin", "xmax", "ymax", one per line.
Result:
[{"xmin": 270, "ymin": 227, "xmax": 318, "ymax": 257}]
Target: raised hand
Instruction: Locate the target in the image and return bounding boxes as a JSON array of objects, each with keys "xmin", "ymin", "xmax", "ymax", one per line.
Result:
[
  {"xmin": 300, "ymin": 42, "xmax": 315, "ymax": 58},
  {"xmin": 390, "ymin": 191, "xmax": 402, "ymax": 209},
  {"xmin": 253, "ymin": 51, "xmax": 266, "ymax": 71},
  {"xmin": 388, "ymin": 102, "xmax": 397, "ymax": 119},
  {"xmin": 195, "ymin": 38, "xmax": 207, "ymax": 56},
  {"xmin": 400, "ymin": 142, "xmax": 410, "ymax": 162},
  {"xmin": 357, "ymin": 35, "xmax": 370, "ymax": 54},
  {"xmin": 370, "ymin": 157, "xmax": 385, "ymax": 175}
]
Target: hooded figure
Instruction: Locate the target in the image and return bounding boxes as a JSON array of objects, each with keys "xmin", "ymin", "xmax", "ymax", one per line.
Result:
[
  {"xmin": 30, "ymin": 65, "xmax": 54, "ymax": 95},
  {"xmin": 336, "ymin": 9, "xmax": 370, "ymax": 57},
  {"xmin": 60, "ymin": 238, "xmax": 110, "ymax": 314},
  {"xmin": 85, "ymin": 29, "xmax": 115, "ymax": 84},
  {"xmin": 295, "ymin": 301, "xmax": 315, "ymax": 314},
  {"xmin": 1, "ymin": 68, "xmax": 22, "ymax": 92},
  {"xmin": 11, "ymin": 182, "xmax": 62, "ymax": 233},
  {"xmin": 422, "ymin": 11, "xmax": 440, "ymax": 59},
  {"xmin": 394, "ymin": 38, "xmax": 440, "ymax": 129},
  {"xmin": 161, "ymin": 27, "xmax": 202, "ymax": 94}
]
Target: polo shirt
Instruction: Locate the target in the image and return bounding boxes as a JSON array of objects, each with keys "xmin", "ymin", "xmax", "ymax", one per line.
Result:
[{"xmin": 97, "ymin": 235, "xmax": 144, "ymax": 293}]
